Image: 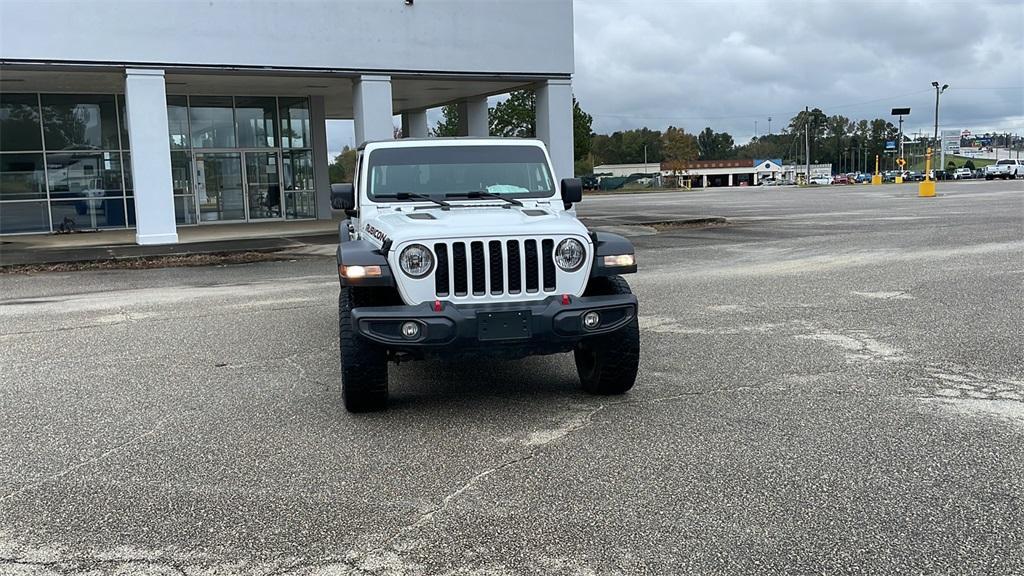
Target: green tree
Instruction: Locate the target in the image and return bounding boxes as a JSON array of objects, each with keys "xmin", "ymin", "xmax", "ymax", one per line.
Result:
[
  {"xmin": 661, "ymin": 126, "xmax": 699, "ymax": 163},
  {"xmin": 490, "ymin": 90, "xmax": 536, "ymax": 137},
  {"xmin": 328, "ymin": 146, "xmax": 357, "ymax": 183},
  {"xmin": 964, "ymin": 159, "xmax": 976, "ymax": 170},
  {"xmin": 697, "ymin": 127, "xmax": 735, "ymax": 160},
  {"xmin": 432, "ymin": 104, "xmax": 460, "ymax": 137},
  {"xmin": 488, "ymin": 90, "xmax": 594, "ymax": 166}
]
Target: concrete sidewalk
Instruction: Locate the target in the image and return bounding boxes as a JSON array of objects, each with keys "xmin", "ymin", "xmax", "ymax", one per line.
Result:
[{"xmin": 0, "ymin": 220, "xmax": 339, "ymax": 267}]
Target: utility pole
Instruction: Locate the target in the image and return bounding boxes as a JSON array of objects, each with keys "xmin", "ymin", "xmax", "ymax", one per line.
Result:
[
  {"xmin": 932, "ymin": 81, "xmax": 948, "ymax": 168},
  {"xmin": 768, "ymin": 116, "xmax": 772, "ymax": 136},
  {"xmin": 755, "ymin": 120, "xmax": 758, "ymax": 139},
  {"xmin": 805, "ymin": 106, "xmax": 810, "ymax": 183}
]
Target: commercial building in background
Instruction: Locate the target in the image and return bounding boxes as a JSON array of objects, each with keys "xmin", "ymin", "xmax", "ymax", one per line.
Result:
[{"xmin": 0, "ymin": 0, "xmax": 575, "ymax": 243}]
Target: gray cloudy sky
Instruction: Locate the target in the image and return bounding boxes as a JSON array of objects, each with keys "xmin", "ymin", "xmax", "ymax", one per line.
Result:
[{"xmin": 328, "ymin": 0, "xmax": 1024, "ymax": 158}]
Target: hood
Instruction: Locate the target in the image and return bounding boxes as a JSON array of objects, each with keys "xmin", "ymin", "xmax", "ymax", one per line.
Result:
[{"xmin": 361, "ymin": 204, "xmax": 588, "ymax": 247}]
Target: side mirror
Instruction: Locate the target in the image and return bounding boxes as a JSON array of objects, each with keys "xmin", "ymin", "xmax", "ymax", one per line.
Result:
[
  {"xmin": 560, "ymin": 178, "xmax": 583, "ymax": 206},
  {"xmin": 331, "ymin": 183, "xmax": 355, "ymax": 211}
]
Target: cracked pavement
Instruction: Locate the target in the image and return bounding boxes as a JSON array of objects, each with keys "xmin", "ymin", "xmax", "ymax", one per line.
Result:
[{"xmin": 1, "ymin": 181, "xmax": 1023, "ymax": 575}]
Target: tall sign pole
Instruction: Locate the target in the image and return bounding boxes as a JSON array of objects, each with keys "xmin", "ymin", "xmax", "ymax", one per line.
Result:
[{"xmin": 891, "ymin": 108, "xmax": 910, "ymax": 183}]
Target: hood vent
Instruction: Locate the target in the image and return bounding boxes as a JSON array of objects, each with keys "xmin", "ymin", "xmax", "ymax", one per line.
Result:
[
  {"xmin": 522, "ymin": 209, "xmax": 548, "ymax": 216},
  {"xmin": 406, "ymin": 213, "xmax": 436, "ymax": 220}
]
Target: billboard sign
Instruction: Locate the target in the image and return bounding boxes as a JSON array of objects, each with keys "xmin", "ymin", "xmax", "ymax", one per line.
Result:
[
  {"xmin": 941, "ymin": 129, "xmax": 960, "ymax": 154},
  {"xmin": 885, "ymin": 141, "xmax": 897, "ymax": 150}
]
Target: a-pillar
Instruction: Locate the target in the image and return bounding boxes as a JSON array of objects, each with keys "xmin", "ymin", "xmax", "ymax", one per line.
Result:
[
  {"xmin": 124, "ymin": 69, "xmax": 177, "ymax": 245},
  {"xmin": 536, "ymin": 79, "xmax": 574, "ymax": 183},
  {"xmin": 309, "ymin": 95, "xmax": 332, "ymax": 219},
  {"xmin": 353, "ymin": 75, "xmax": 394, "ymax": 145},
  {"xmin": 401, "ymin": 110, "xmax": 429, "ymax": 138},
  {"xmin": 456, "ymin": 96, "xmax": 489, "ymax": 136}
]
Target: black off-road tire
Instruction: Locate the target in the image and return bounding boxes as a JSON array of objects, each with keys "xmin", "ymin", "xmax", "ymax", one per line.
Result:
[
  {"xmin": 574, "ymin": 275, "xmax": 640, "ymax": 395},
  {"xmin": 338, "ymin": 286, "xmax": 389, "ymax": 412}
]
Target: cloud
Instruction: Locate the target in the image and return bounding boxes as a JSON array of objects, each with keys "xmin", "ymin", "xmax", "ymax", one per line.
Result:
[{"xmin": 573, "ymin": 0, "xmax": 1024, "ymax": 141}]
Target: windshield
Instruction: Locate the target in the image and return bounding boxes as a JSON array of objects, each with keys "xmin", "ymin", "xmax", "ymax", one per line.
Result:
[{"xmin": 366, "ymin": 145, "xmax": 555, "ymax": 201}]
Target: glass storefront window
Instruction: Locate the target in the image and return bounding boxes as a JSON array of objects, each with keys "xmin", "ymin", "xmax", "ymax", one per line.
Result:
[
  {"xmin": 285, "ymin": 190, "xmax": 316, "ymax": 219},
  {"xmin": 171, "ymin": 151, "xmax": 192, "ymax": 195},
  {"xmin": 117, "ymin": 94, "xmax": 130, "ymax": 149},
  {"xmin": 167, "ymin": 96, "xmax": 189, "ymax": 149},
  {"xmin": 0, "ymin": 153, "xmax": 47, "ymax": 200},
  {"xmin": 0, "ymin": 200, "xmax": 50, "ymax": 234},
  {"xmin": 174, "ymin": 195, "xmax": 198, "ymax": 225},
  {"xmin": 41, "ymin": 94, "xmax": 120, "ymax": 151},
  {"xmin": 283, "ymin": 150, "xmax": 314, "ymax": 191},
  {"xmin": 0, "ymin": 93, "xmax": 43, "ymax": 152},
  {"xmin": 189, "ymin": 96, "xmax": 235, "ymax": 149},
  {"xmin": 279, "ymin": 97, "xmax": 310, "ymax": 148},
  {"xmin": 50, "ymin": 198, "xmax": 127, "ymax": 230},
  {"xmin": 46, "ymin": 152, "xmax": 124, "ymax": 199},
  {"xmin": 235, "ymin": 97, "xmax": 277, "ymax": 148}
]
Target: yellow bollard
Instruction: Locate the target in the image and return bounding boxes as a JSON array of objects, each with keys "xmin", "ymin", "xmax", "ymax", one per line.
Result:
[
  {"xmin": 919, "ymin": 148, "xmax": 936, "ymax": 197},
  {"xmin": 871, "ymin": 154, "xmax": 882, "ymax": 185}
]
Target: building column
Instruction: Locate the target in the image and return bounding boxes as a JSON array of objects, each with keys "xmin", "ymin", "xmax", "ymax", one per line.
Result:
[
  {"xmin": 535, "ymin": 78, "xmax": 574, "ymax": 182},
  {"xmin": 456, "ymin": 96, "xmax": 489, "ymax": 137},
  {"xmin": 702, "ymin": 175, "xmax": 708, "ymax": 188},
  {"xmin": 401, "ymin": 110, "xmax": 429, "ymax": 138},
  {"xmin": 309, "ymin": 95, "xmax": 332, "ymax": 220},
  {"xmin": 728, "ymin": 173, "xmax": 734, "ymax": 186},
  {"xmin": 124, "ymin": 69, "xmax": 177, "ymax": 245},
  {"xmin": 753, "ymin": 173, "xmax": 760, "ymax": 185},
  {"xmin": 352, "ymin": 75, "xmax": 394, "ymax": 145}
]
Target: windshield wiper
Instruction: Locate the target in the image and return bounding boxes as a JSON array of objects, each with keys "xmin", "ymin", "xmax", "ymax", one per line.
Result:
[
  {"xmin": 375, "ymin": 192, "xmax": 451, "ymax": 210},
  {"xmin": 445, "ymin": 190, "xmax": 523, "ymax": 207}
]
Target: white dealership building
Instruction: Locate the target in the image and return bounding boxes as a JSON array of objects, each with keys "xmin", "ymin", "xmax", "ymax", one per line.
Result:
[{"xmin": 0, "ymin": 0, "xmax": 575, "ymax": 243}]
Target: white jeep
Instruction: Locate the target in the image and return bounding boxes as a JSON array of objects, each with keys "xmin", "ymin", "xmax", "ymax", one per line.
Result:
[{"xmin": 331, "ymin": 138, "xmax": 640, "ymax": 412}]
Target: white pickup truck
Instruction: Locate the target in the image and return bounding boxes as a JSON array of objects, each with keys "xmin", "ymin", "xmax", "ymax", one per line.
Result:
[{"xmin": 984, "ymin": 159, "xmax": 1022, "ymax": 180}]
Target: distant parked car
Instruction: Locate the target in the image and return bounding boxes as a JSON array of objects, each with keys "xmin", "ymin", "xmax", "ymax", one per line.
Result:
[
  {"xmin": 984, "ymin": 159, "xmax": 1023, "ymax": 180},
  {"xmin": 580, "ymin": 175, "xmax": 599, "ymax": 190},
  {"xmin": 810, "ymin": 175, "xmax": 831, "ymax": 185},
  {"xmin": 953, "ymin": 168, "xmax": 973, "ymax": 180},
  {"xmin": 854, "ymin": 173, "xmax": 872, "ymax": 184},
  {"xmin": 905, "ymin": 171, "xmax": 925, "ymax": 182},
  {"xmin": 832, "ymin": 174, "xmax": 850, "ymax": 185}
]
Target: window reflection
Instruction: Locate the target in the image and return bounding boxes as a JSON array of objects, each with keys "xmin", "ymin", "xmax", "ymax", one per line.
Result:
[
  {"xmin": 41, "ymin": 94, "xmax": 120, "ymax": 151},
  {"xmin": 167, "ymin": 96, "xmax": 189, "ymax": 149},
  {"xmin": 0, "ymin": 93, "xmax": 42, "ymax": 152},
  {"xmin": 235, "ymin": 97, "xmax": 277, "ymax": 148},
  {"xmin": 189, "ymin": 96, "xmax": 235, "ymax": 148},
  {"xmin": 279, "ymin": 97, "xmax": 310, "ymax": 148},
  {"xmin": 0, "ymin": 153, "xmax": 46, "ymax": 200},
  {"xmin": 46, "ymin": 152, "xmax": 124, "ymax": 199}
]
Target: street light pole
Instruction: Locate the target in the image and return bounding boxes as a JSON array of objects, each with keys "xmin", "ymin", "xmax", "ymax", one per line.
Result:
[{"xmin": 932, "ymin": 81, "xmax": 948, "ymax": 169}]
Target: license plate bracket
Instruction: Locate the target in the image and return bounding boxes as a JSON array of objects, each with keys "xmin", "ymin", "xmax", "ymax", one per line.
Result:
[{"xmin": 477, "ymin": 310, "xmax": 532, "ymax": 341}]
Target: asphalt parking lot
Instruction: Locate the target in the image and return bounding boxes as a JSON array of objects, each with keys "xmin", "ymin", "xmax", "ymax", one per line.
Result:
[{"xmin": 2, "ymin": 180, "xmax": 1023, "ymax": 575}]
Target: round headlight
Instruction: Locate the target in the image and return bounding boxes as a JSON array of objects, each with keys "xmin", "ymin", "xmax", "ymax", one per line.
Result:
[
  {"xmin": 399, "ymin": 244, "xmax": 434, "ymax": 278},
  {"xmin": 554, "ymin": 238, "xmax": 586, "ymax": 271}
]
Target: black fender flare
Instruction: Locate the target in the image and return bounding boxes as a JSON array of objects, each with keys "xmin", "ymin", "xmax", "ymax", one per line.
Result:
[
  {"xmin": 589, "ymin": 231, "xmax": 637, "ymax": 276},
  {"xmin": 336, "ymin": 219, "xmax": 395, "ymax": 287}
]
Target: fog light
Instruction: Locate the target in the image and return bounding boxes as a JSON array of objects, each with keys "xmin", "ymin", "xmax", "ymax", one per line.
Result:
[
  {"xmin": 401, "ymin": 321, "xmax": 421, "ymax": 339},
  {"xmin": 583, "ymin": 311, "xmax": 600, "ymax": 329}
]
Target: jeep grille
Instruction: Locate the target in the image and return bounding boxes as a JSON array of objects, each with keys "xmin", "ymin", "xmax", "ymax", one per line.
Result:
[{"xmin": 433, "ymin": 238, "xmax": 558, "ymax": 298}]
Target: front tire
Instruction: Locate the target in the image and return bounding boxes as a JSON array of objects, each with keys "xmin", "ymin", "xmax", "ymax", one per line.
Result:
[
  {"xmin": 574, "ymin": 275, "xmax": 640, "ymax": 395},
  {"xmin": 338, "ymin": 286, "xmax": 389, "ymax": 412}
]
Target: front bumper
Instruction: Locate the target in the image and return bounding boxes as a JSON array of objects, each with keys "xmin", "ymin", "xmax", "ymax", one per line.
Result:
[{"xmin": 350, "ymin": 294, "xmax": 637, "ymax": 355}]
